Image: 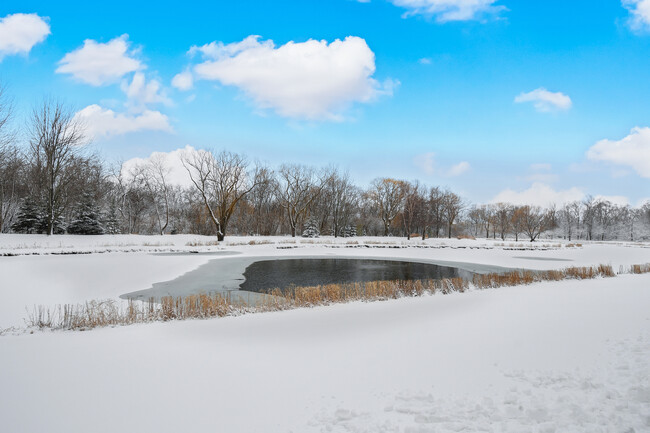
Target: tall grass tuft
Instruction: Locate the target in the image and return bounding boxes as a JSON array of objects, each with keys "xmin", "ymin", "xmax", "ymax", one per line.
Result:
[{"xmin": 630, "ymin": 263, "xmax": 650, "ymax": 274}]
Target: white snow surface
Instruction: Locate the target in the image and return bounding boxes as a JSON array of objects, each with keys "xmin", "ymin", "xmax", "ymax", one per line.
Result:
[{"xmin": 0, "ymin": 234, "xmax": 649, "ymax": 432}]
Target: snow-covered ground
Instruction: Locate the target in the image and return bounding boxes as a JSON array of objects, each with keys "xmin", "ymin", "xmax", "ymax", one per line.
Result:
[{"xmin": 0, "ymin": 234, "xmax": 649, "ymax": 432}]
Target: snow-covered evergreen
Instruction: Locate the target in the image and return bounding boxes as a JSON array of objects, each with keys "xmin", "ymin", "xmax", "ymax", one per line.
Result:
[
  {"xmin": 11, "ymin": 197, "xmax": 65, "ymax": 234},
  {"xmin": 342, "ymin": 225, "xmax": 357, "ymax": 237},
  {"xmin": 102, "ymin": 203, "xmax": 121, "ymax": 235},
  {"xmin": 302, "ymin": 218, "xmax": 320, "ymax": 238},
  {"xmin": 67, "ymin": 194, "xmax": 105, "ymax": 235}
]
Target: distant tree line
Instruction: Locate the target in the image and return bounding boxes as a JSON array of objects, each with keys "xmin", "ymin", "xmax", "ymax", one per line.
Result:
[{"xmin": 1, "ymin": 90, "xmax": 649, "ymax": 241}]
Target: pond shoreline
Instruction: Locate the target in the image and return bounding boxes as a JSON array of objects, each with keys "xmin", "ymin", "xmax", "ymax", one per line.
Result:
[{"xmin": 121, "ymin": 254, "xmax": 513, "ymax": 301}]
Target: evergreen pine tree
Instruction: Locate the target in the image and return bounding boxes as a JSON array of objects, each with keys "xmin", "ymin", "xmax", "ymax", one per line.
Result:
[
  {"xmin": 302, "ymin": 217, "xmax": 320, "ymax": 238},
  {"xmin": 102, "ymin": 202, "xmax": 121, "ymax": 235},
  {"xmin": 67, "ymin": 193, "xmax": 105, "ymax": 235},
  {"xmin": 343, "ymin": 225, "xmax": 357, "ymax": 238},
  {"xmin": 11, "ymin": 197, "xmax": 44, "ymax": 234}
]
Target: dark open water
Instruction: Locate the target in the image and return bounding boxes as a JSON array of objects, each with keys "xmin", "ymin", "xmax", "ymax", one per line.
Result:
[{"xmin": 239, "ymin": 258, "xmax": 474, "ymax": 293}]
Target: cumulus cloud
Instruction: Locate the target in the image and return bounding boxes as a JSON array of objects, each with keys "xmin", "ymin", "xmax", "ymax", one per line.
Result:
[
  {"xmin": 594, "ymin": 195, "xmax": 630, "ymax": 207},
  {"xmin": 514, "ymin": 88, "xmax": 572, "ymax": 112},
  {"xmin": 414, "ymin": 152, "xmax": 436, "ymax": 174},
  {"xmin": 74, "ymin": 104, "xmax": 172, "ymax": 138},
  {"xmin": 121, "ymin": 72, "xmax": 171, "ymax": 110},
  {"xmin": 586, "ymin": 126, "xmax": 650, "ymax": 178},
  {"xmin": 121, "ymin": 145, "xmax": 196, "ymax": 187},
  {"xmin": 530, "ymin": 163, "xmax": 552, "ymax": 171},
  {"xmin": 414, "ymin": 152, "xmax": 470, "ymax": 176},
  {"xmin": 0, "ymin": 13, "xmax": 50, "ymax": 60},
  {"xmin": 172, "ymin": 70, "xmax": 194, "ymax": 91},
  {"xmin": 623, "ymin": 0, "xmax": 650, "ymax": 30},
  {"xmin": 56, "ymin": 35, "xmax": 141, "ymax": 86},
  {"xmin": 492, "ymin": 183, "xmax": 584, "ymax": 207},
  {"xmin": 526, "ymin": 163, "xmax": 558, "ymax": 182},
  {"xmin": 191, "ymin": 35, "xmax": 393, "ymax": 120},
  {"xmin": 387, "ymin": 0, "xmax": 505, "ymax": 22},
  {"xmin": 448, "ymin": 161, "xmax": 470, "ymax": 176}
]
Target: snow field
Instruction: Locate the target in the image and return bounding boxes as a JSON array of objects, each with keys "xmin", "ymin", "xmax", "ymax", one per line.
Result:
[
  {"xmin": 0, "ymin": 274, "xmax": 648, "ymax": 432},
  {"xmin": 0, "ymin": 235, "xmax": 649, "ymax": 432}
]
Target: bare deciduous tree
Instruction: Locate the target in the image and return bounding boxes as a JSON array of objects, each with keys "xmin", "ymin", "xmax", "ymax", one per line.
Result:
[
  {"xmin": 442, "ymin": 190, "xmax": 463, "ymax": 238},
  {"xmin": 28, "ymin": 100, "xmax": 86, "ymax": 235},
  {"xmin": 182, "ymin": 149, "xmax": 261, "ymax": 241},
  {"xmin": 133, "ymin": 155, "xmax": 172, "ymax": 235},
  {"xmin": 495, "ymin": 203, "xmax": 512, "ymax": 241},
  {"xmin": 402, "ymin": 181, "xmax": 424, "ymax": 240},
  {"xmin": 0, "ymin": 85, "xmax": 23, "ymax": 232},
  {"xmin": 275, "ymin": 164, "xmax": 328, "ymax": 237},
  {"xmin": 520, "ymin": 205, "xmax": 552, "ymax": 242},
  {"xmin": 327, "ymin": 169, "xmax": 358, "ymax": 237},
  {"xmin": 426, "ymin": 186, "xmax": 445, "ymax": 238},
  {"xmin": 369, "ymin": 178, "xmax": 405, "ymax": 236}
]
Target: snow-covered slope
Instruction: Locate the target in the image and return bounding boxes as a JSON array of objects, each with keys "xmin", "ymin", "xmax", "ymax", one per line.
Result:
[
  {"xmin": 0, "ymin": 274, "xmax": 648, "ymax": 432},
  {"xmin": 1, "ymin": 235, "xmax": 648, "ymax": 432}
]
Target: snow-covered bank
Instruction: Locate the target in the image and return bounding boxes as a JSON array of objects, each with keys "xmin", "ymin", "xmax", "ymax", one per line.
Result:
[
  {"xmin": 1, "ymin": 274, "xmax": 648, "ymax": 432},
  {"xmin": 2, "ymin": 235, "xmax": 649, "ymax": 329}
]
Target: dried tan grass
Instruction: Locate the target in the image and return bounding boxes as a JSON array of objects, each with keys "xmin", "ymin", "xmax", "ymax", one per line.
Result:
[
  {"xmin": 185, "ymin": 240, "xmax": 220, "ymax": 247},
  {"xmin": 629, "ymin": 263, "xmax": 650, "ymax": 274},
  {"xmin": 472, "ymin": 264, "xmax": 615, "ymax": 289}
]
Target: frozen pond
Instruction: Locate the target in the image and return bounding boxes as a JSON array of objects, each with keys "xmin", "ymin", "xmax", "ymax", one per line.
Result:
[{"xmin": 122, "ymin": 255, "xmax": 506, "ymax": 302}]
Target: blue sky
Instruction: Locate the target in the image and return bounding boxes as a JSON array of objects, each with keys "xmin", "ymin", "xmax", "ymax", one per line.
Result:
[{"xmin": 1, "ymin": 0, "xmax": 650, "ymax": 206}]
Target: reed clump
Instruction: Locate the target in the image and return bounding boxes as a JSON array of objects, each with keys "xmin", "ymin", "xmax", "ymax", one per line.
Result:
[
  {"xmin": 629, "ymin": 263, "xmax": 650, "ymax": 274},
  {"xmin": 472, "ymin": 264, "xmax": 614, "ymax": 289},
  {"xmin": 25, "ymin": 263, "xmax": 621, "ymax": 332},
  {"xmin": 185, "ymin": 240, "xmax": 219, "ymax": 247}
]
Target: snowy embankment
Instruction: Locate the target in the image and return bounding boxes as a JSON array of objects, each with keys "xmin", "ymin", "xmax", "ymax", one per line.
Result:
[
  {"xmin": 1, "ymin": 274, "xmax": 649, "ymax": 432},
  {"xmin": 1, "ymin": 234, "xmax": 648, "ymax": 331},
  {"xmin": 0, "ymin": 234, "xmax": 649, "ymax": 432}
]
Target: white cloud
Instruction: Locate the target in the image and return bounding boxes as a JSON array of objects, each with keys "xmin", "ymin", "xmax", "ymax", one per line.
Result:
[
  {"xmin": 526, "ymin": 163, "xmax": 557, "ymax": 182},
  {"xmin": 74, "ymin": 104, "xmax": 172, "ymax": 138},
  {"xmin": 121, "ymin": 72, "xmax": 171, "ymax": 110},
  {"xmin": 514, "ymin": 88, "xmax": 572, "ymax": 112},
  {"xmin": 448, "ymin": 161, "xmax": 470, "ymax": 176},
  {"xmin": 587, "ymin": 127, "xmax": 650, "ymax": 178},
  {"xmin": 56, "ymin": 35, "xmax": 141, "ymax": 86},
  {"xmin": 0, "ymin": 13, "xmax": 50, "ymax": 60},
  {"xmin": 191, "ymin": 35, "xmax": 393, "ymax": 120},
  {"xmin": 623, "ymin": 0, "xmax": 650, "ymax": 30},
  {"xmin": 530, "ymin": 163, "xmax": 552, "ymax": 171},
  {"xmin": 414, "ymin": 152, "xmax": 470, "ymax": 176},
  {"xmin": 172, "ymin": 70, "xmax": 194, "ymax": 91},
  {"xmin": 418, "ymin": 57, "xmax": 432, "ymax": 64},
  {"xmin": 414, "ymin": 152, "xmax": 436, "ymax": 174},
  {"xmin": 492, "ymin": 183, "xmax": 584, "ymax": 207},
  {"xmin": 387, "ymin": 0, "xmax": 505, "ymax": 22},
  {"xmin": 594, "ymin": 195, "xmax": 630, "ymax": 207},
  {"xmin": 121, "ymin": 145, "xmax": 196, "ymax": 187}
]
